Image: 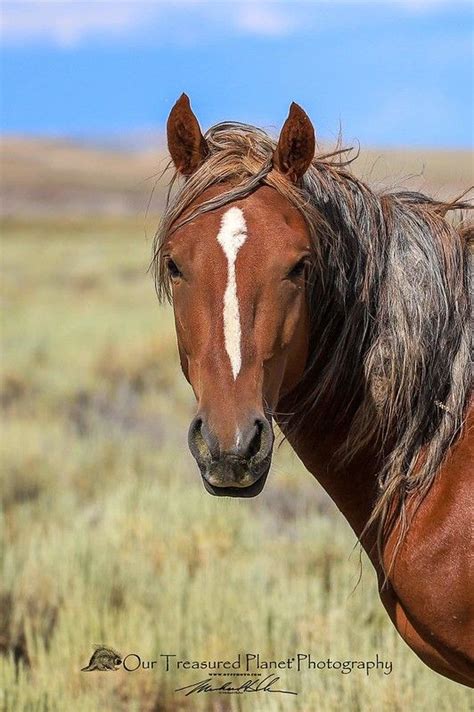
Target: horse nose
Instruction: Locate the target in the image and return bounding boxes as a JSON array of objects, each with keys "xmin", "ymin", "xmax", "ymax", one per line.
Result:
[{"xmin": 188, "ymin": 414, "xmax": 273, "ymax": 466}]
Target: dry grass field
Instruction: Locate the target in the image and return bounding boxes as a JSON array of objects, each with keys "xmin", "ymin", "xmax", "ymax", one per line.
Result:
[{"xmin": 0, "ymin": 140, "xmax": 472, "ymax": 711}]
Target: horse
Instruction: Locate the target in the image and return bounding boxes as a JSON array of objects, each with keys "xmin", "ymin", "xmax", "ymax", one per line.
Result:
[{"xmin": 152, "ymin": 93, "xmax": 473, "ymax": 686}]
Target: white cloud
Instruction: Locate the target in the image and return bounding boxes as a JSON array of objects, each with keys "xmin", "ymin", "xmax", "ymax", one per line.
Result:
[
  {"xmin": 0, "ymin": 0, "xmax": 468, "ymax": 47},
  {"xmin": 1, "ymin": 1, "xmax": 294, "ymax": 47},
  {"xmin": 0, "ymin": 1, "xmax": 156, "ymax": 47},
  {"xmin": 235, "ymin": 4, "xmax": 297, "ymax": 36}
]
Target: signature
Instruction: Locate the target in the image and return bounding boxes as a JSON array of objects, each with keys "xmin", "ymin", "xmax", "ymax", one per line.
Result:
[{"xmin": 175, "ymin": 674, "xmax": 297, "ymax": 696}]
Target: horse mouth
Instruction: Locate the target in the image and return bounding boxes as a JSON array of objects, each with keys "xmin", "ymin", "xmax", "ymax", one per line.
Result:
[{"xmin": 201, "ymin": 461, "xmax": 270, "ymax": 498}]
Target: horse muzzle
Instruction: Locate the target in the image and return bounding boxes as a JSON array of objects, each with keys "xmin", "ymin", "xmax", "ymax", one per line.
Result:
[{"xmin": 187, "ymin": 413, "xmax": 274, "ymax": 497}]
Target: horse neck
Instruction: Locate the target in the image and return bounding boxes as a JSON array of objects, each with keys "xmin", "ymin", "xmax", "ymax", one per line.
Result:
[{"xmin": 276, "ymin": 398, "xmax": 381, "ymax": 564}]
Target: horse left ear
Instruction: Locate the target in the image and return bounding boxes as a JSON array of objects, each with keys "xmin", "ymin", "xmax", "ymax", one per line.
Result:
[{"xmin": 273, "ymin": 102, "xmax": 315, "ymax": 182}]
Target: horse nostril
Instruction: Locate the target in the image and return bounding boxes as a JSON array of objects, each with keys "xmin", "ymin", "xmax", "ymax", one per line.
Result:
[
  {"xmin": 247, "ymin": 419, "xmax": 263, "ymax": 458},
  {"xmin": 188, "ymin": 416, "xmax": 219, "ymax": 462},
  {"xmin": 237, "ymin": 417, "xmax": 272, "ymax": 460}
]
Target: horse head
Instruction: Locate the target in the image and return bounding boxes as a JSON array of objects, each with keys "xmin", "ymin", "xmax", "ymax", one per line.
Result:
[{"xmin": 161, "ymin": 94, "xmax": 315, "ymax": 496}]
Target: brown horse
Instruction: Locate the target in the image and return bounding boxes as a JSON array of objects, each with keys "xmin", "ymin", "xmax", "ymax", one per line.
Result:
[{"xmin": 153, "ymin": 94, "xmax": 473, "ymax": 686}]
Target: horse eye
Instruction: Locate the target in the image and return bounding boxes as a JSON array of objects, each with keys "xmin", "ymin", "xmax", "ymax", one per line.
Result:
[
  {"xmin": 166, "ymin": 258, "xmax": 182, "ymax": 280},
  {"xmin": 286, "ymin": 258, "xmax": 307, "ymax": 280}
]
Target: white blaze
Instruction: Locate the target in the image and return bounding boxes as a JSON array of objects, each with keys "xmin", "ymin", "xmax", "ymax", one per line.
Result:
[{"xmin": 216, "ymin": 207, "xmax": 247, "ymax": 379}]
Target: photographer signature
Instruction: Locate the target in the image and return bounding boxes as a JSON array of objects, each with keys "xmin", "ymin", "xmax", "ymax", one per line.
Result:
[{"xmin": 175, "ymin": 674, "xmax": 297, "ymax": 696}]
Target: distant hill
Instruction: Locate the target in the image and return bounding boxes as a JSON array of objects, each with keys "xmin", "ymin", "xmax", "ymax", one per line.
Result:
[
  {"xmin": 1, "ymin": 136, "xmax": 472, "ymax": 216},
  {"xmin": 0, "ymin": 137, "xmax": 168, "ymax": 217}
]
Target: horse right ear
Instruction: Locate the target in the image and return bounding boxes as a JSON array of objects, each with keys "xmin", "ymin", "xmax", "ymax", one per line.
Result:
[{"xmin": 167, "ymin": 94, "xmax": 209, "ymax": 176}]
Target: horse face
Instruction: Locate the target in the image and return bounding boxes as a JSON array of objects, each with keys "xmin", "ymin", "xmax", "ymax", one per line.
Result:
[{"xmin": 163, "ymin": 95, "xmax": 315, "ymax": 497}]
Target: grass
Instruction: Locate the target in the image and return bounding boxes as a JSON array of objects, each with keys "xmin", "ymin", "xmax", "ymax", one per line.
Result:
[{"xmin": 0, "ymin": 218, "xmax": 472, "ymax": 711}]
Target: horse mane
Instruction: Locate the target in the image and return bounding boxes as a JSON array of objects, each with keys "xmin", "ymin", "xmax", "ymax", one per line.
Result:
[{"xmin": 152, "ymin": 122, "xmax": 472, "ymax": 565}]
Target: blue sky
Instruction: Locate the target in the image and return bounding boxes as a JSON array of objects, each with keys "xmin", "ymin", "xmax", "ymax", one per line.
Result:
[{"xmin": 1, "ymin": 1, "xmax": 473, "ymax": 146}]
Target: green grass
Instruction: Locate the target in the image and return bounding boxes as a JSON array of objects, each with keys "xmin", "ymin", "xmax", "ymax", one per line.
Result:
[{"xmin": 0, "ymin": 219, "xmax": 472, "ymax": 711}]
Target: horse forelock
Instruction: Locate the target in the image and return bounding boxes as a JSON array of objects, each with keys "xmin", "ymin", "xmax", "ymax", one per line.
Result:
[{"xmin": 152, "ymin": 120, "xmax": 472, "ymax": 563}]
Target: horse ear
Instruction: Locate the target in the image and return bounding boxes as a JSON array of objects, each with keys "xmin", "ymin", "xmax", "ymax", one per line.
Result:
[
  {"xmin": 166, "ymin": 93, "xmax": 209, "ymax": 176},
  {"xmin": 273, "ymin": 102, "xmax": 315, "ymax": 182}
]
